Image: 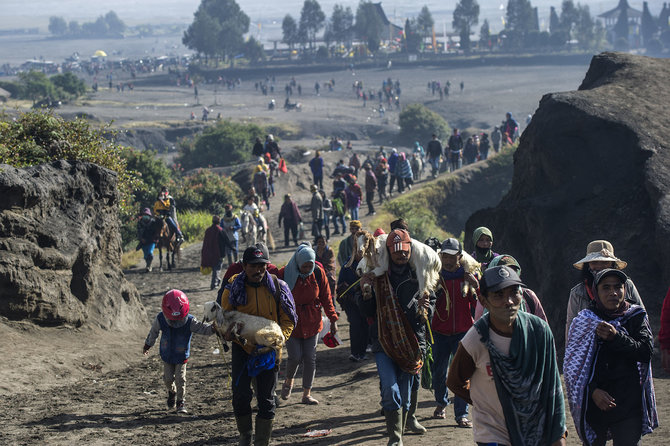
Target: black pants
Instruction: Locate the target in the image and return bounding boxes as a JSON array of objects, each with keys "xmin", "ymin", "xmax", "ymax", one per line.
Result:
[
  {"xmin": 283, "ymin": 223, "xmax": 298, "ymax": 246},
  {"xmin": 591, "ymin": 415, "xmax": 642, "ymax": 446},
  {"xmin": 313, "ymin": 175, "xmax": 323, "ymax": 190},
  {"xmin": 341, "ymin": 298, "xmax": 369, "ymax": 357},
  {"xmin": 231, "ymin": 343, "xmax": 277, "ymax": 419},
  {"xmin": 389, "ymin": 174, "xmax": 397, "ymax": 194},
  {"xmin": 366, "ymin": 191, "xmax": 375, "ymax": 214}
]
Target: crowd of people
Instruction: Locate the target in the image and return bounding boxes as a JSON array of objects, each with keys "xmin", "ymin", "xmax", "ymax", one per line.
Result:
[{"xmin": 138, "ymin": 126, "xmax": 664, "ymax": 446}]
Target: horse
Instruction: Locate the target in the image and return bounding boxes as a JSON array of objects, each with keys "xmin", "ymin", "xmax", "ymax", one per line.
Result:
[
  {"xmin": 239, "ymin": 210, "xmax": 257, "ymax": 249},
  {"xmin": 155, "ymin": 217, "xmax": 180, "ymax": 271}
]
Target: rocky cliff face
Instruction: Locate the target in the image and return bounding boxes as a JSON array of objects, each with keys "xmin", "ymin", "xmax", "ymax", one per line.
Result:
[
  {"xmin": 466, "ymin": 52, "xmax": 670, "ymax": 346},
  {"xmin": 0, "ymin": 160, "xmax": 145, "ymax": 329}
]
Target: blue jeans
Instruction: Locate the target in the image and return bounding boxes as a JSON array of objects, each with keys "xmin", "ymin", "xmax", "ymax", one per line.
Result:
[
  {"xmin": 333, "ymin": 214, "xmax": 345, "ymax": 233},
  {"xmin": 375, "ymin": 351, "xmax": 413, "ymax": 411},
  {"xmin": 428, "ymin": 157, "xmax": 440, "ymax": 174},
  {"xmin": 141, "ymin": 243, "xmax": 155, "ymax": 261},
  {"xmin": 432, "ymin": 332, "xmax": 469, "ymax": 419},
  {"xmin": 349, "ymin": 206, "xmax": 359, "ymax": 221}
]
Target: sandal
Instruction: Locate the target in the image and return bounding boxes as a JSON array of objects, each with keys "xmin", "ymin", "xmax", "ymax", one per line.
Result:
[
  {"xmin": 280, "ymin": 382, "xmax": 292, "ymax": 400},
  {"xmin": 301, "ymin": 395, "xmax": 319, "ymax": 405},
  {"xmin": 432, "ymin": 406, "xmax": 446, "ymax": 419},
  {"xmin": 456, "ymin": 417, "xmax": 473, "ymax": 428}
]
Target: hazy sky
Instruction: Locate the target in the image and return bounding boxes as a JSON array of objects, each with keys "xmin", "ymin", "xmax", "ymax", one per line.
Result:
[{"xmin": 0, "ymin": 0, "xmax": 658, "ymax": 34}]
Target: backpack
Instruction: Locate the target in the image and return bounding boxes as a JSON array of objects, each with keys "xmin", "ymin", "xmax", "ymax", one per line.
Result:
[{"xmin": 332, "ymin": 197, "xmax": 344, "ymax": 216}]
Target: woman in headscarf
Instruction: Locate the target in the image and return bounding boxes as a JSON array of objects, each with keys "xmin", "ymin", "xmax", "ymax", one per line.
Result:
[
  {"xmin": 394, "ymin": 152, "xmax": 413, "ymax": 193},
  {"xmin": 566, "ymin": 240, "xmax": 644, "ymax": 343},
  {"xmin": 278, "ymin": 244, "xmax": 338, "ymax": 405},
  {"xmin": 470, "ymin": 226, "xmax": 498, "ymax": 268},
  {"xmin": 564, "ymin": 269, "xmax": 656, "ymax": 446}
]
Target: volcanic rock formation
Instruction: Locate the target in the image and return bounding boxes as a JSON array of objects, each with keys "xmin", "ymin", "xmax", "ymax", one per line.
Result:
[
  {"xmin": 466, "ymin": 52, "xmax": 670, "ymax": 347},
  {"xmin": 0, "ymin": 160, "xmax": 145, "ymax": 329}
]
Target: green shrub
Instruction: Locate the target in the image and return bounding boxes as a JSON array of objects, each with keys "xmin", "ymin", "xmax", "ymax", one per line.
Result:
[
  {"xmin": 122, "ymin": 147, "xmax": 172, "ymax": 206},
  {"xmin": 176, "ymin": 120, "xmax": 264, "ymax": 170},
  {"xmin": 171, "ymin": 168, "xmax": 243, "ymax": 215},
  {"xmin": 178, "ymin": 210, "xmax": 214, "ymax": 242},
  {"xmin": 51, "ymin": 72, "xmax": 87, "ymax": 98},
  {"xmin": 0, "ymin": 109, "xmax": 142, "ymax": 218},
  {"xmin": 384, "ymin": 199, "xmax": 448, "ymax": 242},
  {"xmin": 398, "ymin": 103, "xmax": 451, "ymax": 146}
]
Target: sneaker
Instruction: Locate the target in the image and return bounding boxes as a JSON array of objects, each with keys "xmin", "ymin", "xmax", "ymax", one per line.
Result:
[
  {"xmin": 167, "ymin": 391, "xmax": 176, "ymax": 409},
  {"xmin": 176, "ymin": 401, "xmax": 187, "ymax": 414},
  {"xmin": 349, "ymin": 354, "xmax": 360, "ymax": 362},
  {"xmin": 356, "ymin": 354, "xmax": 369, "ymax": 361}
]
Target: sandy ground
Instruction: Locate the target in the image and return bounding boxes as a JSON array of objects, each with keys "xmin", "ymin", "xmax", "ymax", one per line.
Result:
[{"xmin": 2, "ymin": 59, "xmax": 670, "ymax": 445}]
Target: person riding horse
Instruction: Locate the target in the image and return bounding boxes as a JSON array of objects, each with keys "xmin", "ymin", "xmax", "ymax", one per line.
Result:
[{"xmin": 153, "ymin": 186, "xmax": 184, "ymax": 243}]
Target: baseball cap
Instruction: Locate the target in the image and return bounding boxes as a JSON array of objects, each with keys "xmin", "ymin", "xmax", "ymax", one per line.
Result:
[
  {"xmin": 440, "ymin": 238, "xmax": 462, "ymax": 255},
  {"xmin": 386, "ymin": 229, "xmax": 411, "ymax": 253},
  {"xmin": 481, "ymin": 266, "xmax": 525, "ymax": 293},
  {"xmin": 593, "ymin": 268, "xmax": 628, "ymax": 288},
  {"xmin": 242, "ymin": 244, "xmax": 270, "ymax": 264}
]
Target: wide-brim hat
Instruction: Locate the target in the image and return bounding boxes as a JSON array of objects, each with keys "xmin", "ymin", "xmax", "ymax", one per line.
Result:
[{"xmin": 573, "ymin": 240, "xmax": 627, "ymax": 270}]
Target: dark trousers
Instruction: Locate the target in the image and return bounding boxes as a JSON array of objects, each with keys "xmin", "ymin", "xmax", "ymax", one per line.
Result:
[
  {"xmin": 591, "ymin": 415, "xmax": 642, "ymax": 446},
  {"xmin": 231, "ymin": 343, "xmax": 276, "ymax": 420},
  {"xmin": 284, "ymin": 223, "xmax": 298, "ymax": 246},
  {"xmin": 341, "ymin": 297, "xmax": 369, "ymax": 357},
  {"xmin": 322, "ymin": 213, "xmax": 331, "ymax": 240},
  {"xmin": 389, "ymin": 174, "xmax": 397, "ymax": 194},
  {"xmin": 313, "ymin": 175, "xmax": 323, "ymax": 190},
  {"xmin": 366, "ymin": 191, "xmax": 375, "ymax": 214},
  {"xmin": 311, "ymin": 218, "xmax": 322, "ymax": 238}
]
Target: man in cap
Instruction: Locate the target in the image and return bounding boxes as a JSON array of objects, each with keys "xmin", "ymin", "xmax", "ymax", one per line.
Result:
[
  {"xmin": 447, "ymin": 266, "xmax": 567, "ymax": 446},
  {"xmin": 337, "ymin": 220, "xmax": 362, "ymax": 267},
  {"xmin": 566, "ymin": 240, "xmax": 644, "ymax": 343},
  {"xmin": 360, "ymin": 229, "xmax": 436, "ymax": 446},
  {"xmin": 220, "ymin": 244, "xmax": 297, "ymax": 446},
  {"xmin": 431, "ymin": 238, "xmax": 478, "ymax": 427}
]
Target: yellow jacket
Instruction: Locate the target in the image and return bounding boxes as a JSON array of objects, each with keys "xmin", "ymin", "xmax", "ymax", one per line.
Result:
[
  {"xmin": 153, "ymin": 198, "xmax": 172, "ymax": 215},
  {"xmin": 221, "ymin": 274, "xmax": 295, "ymax": 355}
]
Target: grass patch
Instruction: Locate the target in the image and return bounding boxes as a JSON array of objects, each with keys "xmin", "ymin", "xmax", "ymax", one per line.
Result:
[
  {"xmin": 179, "ymin": 210, "xmax": 214, "ymax": 242},
  {"xmin": 121, "ymin": 248, "xmax": 144, "ymax": 269}
]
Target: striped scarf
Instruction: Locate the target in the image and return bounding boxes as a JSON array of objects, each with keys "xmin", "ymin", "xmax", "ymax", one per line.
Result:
[
  {"xmin": 474, "ymin": 312, "xmax": 566, "ymax": 446},
  {"xmin": 564, "ymin": 306, "xmax": 657, "ymax": 445}
]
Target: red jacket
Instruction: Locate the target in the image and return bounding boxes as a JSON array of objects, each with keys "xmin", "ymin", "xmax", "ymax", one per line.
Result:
[
  {"xmin": 660, "ymin": 287, "xmax": 670, "ymax": 350},
  {"xmin": 431, "ymin": 269, "xmax": 476, "ymax": 336},
  {"xmin": 278, "ymin": 264, "xmax": 338, "ymax": 339}
]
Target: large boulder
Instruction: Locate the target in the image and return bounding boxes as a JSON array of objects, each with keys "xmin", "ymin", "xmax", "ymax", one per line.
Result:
[
  {"xmin": 0, "ymin": 160, "xmax": 145, "ymax": 329},
  {"xmin": 466, "ymin": 52, "xmax": 670, "ymax": 347}
]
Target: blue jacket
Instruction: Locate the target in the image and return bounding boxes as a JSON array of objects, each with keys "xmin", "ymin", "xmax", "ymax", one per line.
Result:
[
  {"xmin": 309, "ymin": 156, "xmax": 324, "ymax": 177},
  {"xmin": 388, "ymin": 152, "xmax": 399, "ymax": 172},
  {"xmin": 157, "ymin": 313, "xmax": 193, "ymax": 364}
]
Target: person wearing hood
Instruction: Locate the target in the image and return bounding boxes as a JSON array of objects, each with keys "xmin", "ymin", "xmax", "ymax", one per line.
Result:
[
  {"xmin": 566, "ymin": 240, "xmax": 644, "ymax": 344},
  {"xmin": 278, "ymin": 194, "xmax": 302, "ymax": 247},
  {"xmin": 564, "ymin": 269, "xmax": 656, "ymax": 446},
  {"xmin": 387, "ymin": 148, "xmax": 400, "ymax": 196},
  {"xmin": 137, "ymin": 207, "xmax": 158, "ymax": 272},
  {"xmin": 221, "ymin": 204, "xmax": 242, "ymax": 267},
  {"xmin": 413, "ymin": 141, "xmax": 425, "ymax": 161},
  {"xmin": 471, "ymin": 226, "xmax": 499, "ymax": 269},
  {"xmin": 278, "ymin": 244, "xmax": 338, "ymax": 405},
  {"xmin": 394, "ymin": 152, "xmax": 413, "ymax": 193}
]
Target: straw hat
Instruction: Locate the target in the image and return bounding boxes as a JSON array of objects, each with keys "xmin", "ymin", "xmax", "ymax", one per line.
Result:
[{"xmin": 573, "ymin": 240, "xmax": 627, "ymax": 270}]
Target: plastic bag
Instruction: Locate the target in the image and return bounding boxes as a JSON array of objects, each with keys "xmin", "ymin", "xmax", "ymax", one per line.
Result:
[
  {"xmin": 421, "ymin": 343, "xmax": 434, "ymax": 390},
  {"xmin": 298, "ymin": 222, "xmax": 305, "ymax": 239},
  {"xmin": 278, "ymin": 157, "xmax": 288, "ymax": 173},
  {"xmin": 318, "ymin": 316, "xmax": 330, "ymax": 341}
]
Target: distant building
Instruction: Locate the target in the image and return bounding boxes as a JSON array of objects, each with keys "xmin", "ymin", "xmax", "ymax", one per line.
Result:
[
  {"xmin": 598, "ymin": 0, "xmax": 643, "ymax": 45},
  {"xmin": 373, "ymin": 2, "xmax": 403, "ymax": 43}
]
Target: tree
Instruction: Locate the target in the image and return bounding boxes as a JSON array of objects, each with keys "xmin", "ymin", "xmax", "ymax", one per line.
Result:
[
  {"xmin": 51, "ymin": 72, "xmax": 87, "ymax": 98},
  {"xmin": 614, "ymin": 7, "xmax": 629, "ymax": 42},
  {"xmin": 404, "ymin": 18, "xmax": 422, "ymax": 53},
  {"xmin": 506, "ymin": 0, "xmax": 534, "ymax": 34},
  {"xmin": 574, "ymin": 4, "xmax": 595, "ymax": 49},
  {"xmin": 182, "ymin": 0, "xmax": 250, "ymax": 62},
  {"xmin": 244, "ymin": 36, "xmax": 266, "ymax": 63},
  {"xmin": 68, "ymin": 20, "xmax": 81, "ymax": 35},
  {"xmin": 398, "ymin": 103, "xmax": 451, "ymax": 146},
  {"xmin": 104, "ymin": 11, "xmax": 126, "ymax": 35},
  {"xmin": 416, "ymin": 6, "xmax": 434, "ymax": 39},
  {"xmin": 299, "ymin": 0, "xmax": 326, "ymax": 50},
  {"xmin": 355, "ymin": 1, "xmax": 385, "ymax": 53},
  {"xmin": 641, "ymin": 2, "xmax": 657, "ymax": 45},
  {"xmin": 560, "ymin": 0, "xmax": 579, "ymax": 36},
  {"xmin": 479, "ymin": 19, "xmax": 491, "ymax": 49},
  {"xmin": 550, "ymin": 7, "xmax": 560, "ymax": 33},
  {"xmin": 48, "ymin": 16, "xmax": 67, "ymax": 35},
  {"xmin": 282, "ymin": 15, "xmax": 299, "ymax": 49},
  {"xmin": 329, "ymin": 4, "xmax": 354, "ymax": 45},
  {"xmin": 17, "ymin": 71, "xmax": 55, "ymax": 105},
  {"xmin": 453, "ymin": 0, "xmax": 480, "ymax": 52}
]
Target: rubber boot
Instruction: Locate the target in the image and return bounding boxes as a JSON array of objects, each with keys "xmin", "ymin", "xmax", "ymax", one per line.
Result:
[
  {"xmin": 145, "ymin": 256, "xmax": 153, "ymax": 273},
  {"xmin": 384, "ymin": 408, "xmax": 403, "ymax": 446},
  {"xmin": 254, "ymin": 416, "xmax": 273, "ymax": 446},
  {"xmin": 235, "ymin": 414, "xmax": 253, "ymax": 446},
  {"xmin": 405, "ymin": 388, "xmax": 427, "ymax": 434}
]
